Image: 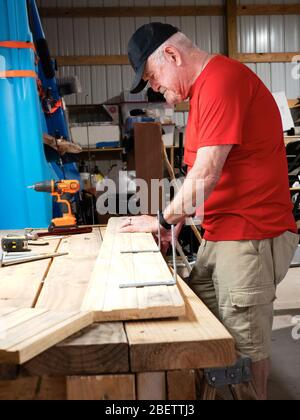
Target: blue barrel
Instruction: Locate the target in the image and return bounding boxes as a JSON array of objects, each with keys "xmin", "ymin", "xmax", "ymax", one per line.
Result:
[{"xmin": 0, "ymin": 0, "xmax": 52, "ymax": 229}]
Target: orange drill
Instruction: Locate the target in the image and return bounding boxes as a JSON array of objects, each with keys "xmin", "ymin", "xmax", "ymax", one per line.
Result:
[{"xmin": 28, "ymin": 180, "xmax": 80, "ymax": 229}]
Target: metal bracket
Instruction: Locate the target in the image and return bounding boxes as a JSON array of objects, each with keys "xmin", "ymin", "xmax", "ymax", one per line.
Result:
[
  {"xmin": 119, "ymin": 213, "xmax": 177, "ymax": 288},
  {"xmin": 203, "ymin": 356, "xmax": 252, "ymax": 387}
]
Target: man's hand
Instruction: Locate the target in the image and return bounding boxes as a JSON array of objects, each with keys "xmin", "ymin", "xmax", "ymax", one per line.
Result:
[{"xmin": 119, "ymin": 215, "xmax": 158, "ymax": 233}]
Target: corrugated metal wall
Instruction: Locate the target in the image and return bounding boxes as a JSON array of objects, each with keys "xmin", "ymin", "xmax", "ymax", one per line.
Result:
[
  {"xmin": 36, "ymin": 0, "xmax": 300, "ymax": 104},
  {"xmin": 238, "ymin": 0, "xmax": 300, "ymax": 98}
]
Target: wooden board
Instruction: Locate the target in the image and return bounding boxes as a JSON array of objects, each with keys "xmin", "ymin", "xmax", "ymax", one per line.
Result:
[
  {"xmin": 0, "ymin": 308, "xmax": 92, "ymax": 364},
  {"xmin": 35, "ymin": 229, "xmax": 102, "ymax": 311},
  {"xmin": 167, "ymin": 370, "xmax": 196, "ymax": 400},
  {"xmin": 126, "ymin": 278, "xmax": 236, "ymax": 372},
  {"xmin": 136, "ymin": 372, "xmax": 166, "ymax": 400},
  {"xmin": 22, "ymin": 323, "xmax": 129, "ymax": 377},
  {"xmin": 81, "ymin": 218, "xmax": 185, "ymax": 321},
  {"xmin": 0, "ymin": 234, "xmax": 61, "ymax": 308},
  {"xmin": 134, "ymin": 123, "xmax": 164, "ymax": 215},
  {"xmin": 0, "ymin": 377, "xmax": 66, "ymax": 400},
  {"xmin": 66, "ymin": 375, "xmax": 136, "ymax": 400}
]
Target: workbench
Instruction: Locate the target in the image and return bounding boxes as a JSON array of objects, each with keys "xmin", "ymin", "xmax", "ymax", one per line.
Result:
[{"xmin": 0, "ymin": 227, "xmax": 236, "ymax": 400}]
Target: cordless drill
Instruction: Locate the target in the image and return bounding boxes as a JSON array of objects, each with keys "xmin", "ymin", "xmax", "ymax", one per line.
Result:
[{"xmin": 28, "ymin": 180, "xmax": 80, "ymax": 230}]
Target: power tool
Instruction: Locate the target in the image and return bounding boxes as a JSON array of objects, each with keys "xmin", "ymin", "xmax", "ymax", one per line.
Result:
[{"xmin": 28, "ymin": 180, "xmax": 80, "ymax": 231}]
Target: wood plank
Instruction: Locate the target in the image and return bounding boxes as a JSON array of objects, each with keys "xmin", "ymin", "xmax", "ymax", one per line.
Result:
[
  {"xmin": 36, "ymin": 228, "xmax": 102, "ymax": 311},
  {"xmin": 55, "ymin": 55, "xmax": 129, "ymax": 66},
  {"xmin": 0, "ymin": 309, "xmax": 93, "ymax": 364},
  {"xmin": 22, "ymin": 323, "xmax": 129, "ymax": 376},
  {"xmin": 40, "ymin": 6, "xmax": 224, "ymax": 18},
  {"xmin": 81, "ymin": 218, "xmax": 185, "ymax": 321},
  {"xmin": 237, "ymin": 4, "xmax": 300, "ymax": 16},
  {"xmin": 226, "ymin": 0, "xmax": 238, "ymax": 59},
  {"xmin": 134, "ymin": 122, "xmax": 164, "ymax": 215},
  {"xmin": 167, "ymin": 370, "xmax": 196, "ymax": 400},
  {"xmin": 66, "ymin": 375, "xmax": 136, "ymax": 400},
  {"xmin": 0, "ymin": 377, "xmax": 66, "ymax": 400},
  {"xmin": 237, "ymin": 52, "xmax": 299, "ymax": 63},
  {"xmin": 136, "ymin": 372, "xmax": 166, "ymax": 400},
  {"xmin": 0, "ymin": 234, "xmax": 61, "ymax": 308},
  {"xmin": 126, "ymin": 278, "xmax": 236, "ymax": 372}
]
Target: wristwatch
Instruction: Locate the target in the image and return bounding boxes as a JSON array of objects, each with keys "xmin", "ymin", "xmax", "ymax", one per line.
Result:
[{"xmin": 159, "ymin": 211, "xmax": 172, "ymax": 230}]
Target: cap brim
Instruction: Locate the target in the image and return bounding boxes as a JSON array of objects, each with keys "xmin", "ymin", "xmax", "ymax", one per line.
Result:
[{"xmin": 130, "ymin": 62, "xmax": 148, "ymax": 94}]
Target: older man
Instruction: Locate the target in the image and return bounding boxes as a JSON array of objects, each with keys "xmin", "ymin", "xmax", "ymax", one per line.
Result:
[{"xmin": 120, "ymin": 22, "xmax": 299, "ymax": 400}]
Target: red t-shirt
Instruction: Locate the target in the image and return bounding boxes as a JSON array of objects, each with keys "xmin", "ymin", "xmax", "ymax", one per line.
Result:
[{"xmin": 184, "ymin": 55, "xmax": 297, "ymax": 241}]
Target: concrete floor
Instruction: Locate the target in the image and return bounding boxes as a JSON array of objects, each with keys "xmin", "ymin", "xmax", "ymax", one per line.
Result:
[{"xmin": 269, "ymin": 267, "xmax": 300, "ymax": 400}]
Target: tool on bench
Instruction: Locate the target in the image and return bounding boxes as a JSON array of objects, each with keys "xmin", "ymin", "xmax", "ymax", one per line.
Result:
[
  {"xmin": 1, "ymin": 236, "xmax": 30, "ymax": 253},
  {"xmin": 28, "ymin": 179, "xmax": 92, "ymax": 235},
  {"xmin": 119, "ymin": 213, "xmax": 177, "ymax": 288},
  {"xmin": 1, "ymin": 235, "xmax": 49, "ymax": 253}
]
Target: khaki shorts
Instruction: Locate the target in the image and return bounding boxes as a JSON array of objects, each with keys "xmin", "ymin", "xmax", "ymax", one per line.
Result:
[{"xmin": 188, "ymin": 231, "xmax": 299, "ymax": 363}]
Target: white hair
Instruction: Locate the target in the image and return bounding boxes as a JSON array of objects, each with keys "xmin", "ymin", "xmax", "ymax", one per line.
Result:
[{"xmin": 150, "ymin": 32, "xmax": 197, "ymax": 65}]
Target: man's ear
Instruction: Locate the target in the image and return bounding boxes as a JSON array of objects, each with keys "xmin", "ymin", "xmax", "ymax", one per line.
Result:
[{"xmin": 163, "ymin": 46, "xmax": 182, "ymax": 66}]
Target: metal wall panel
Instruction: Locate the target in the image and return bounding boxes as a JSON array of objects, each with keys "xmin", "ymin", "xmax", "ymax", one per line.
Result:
[
  {"xmin": 38, "ymin": 0, "xmax": 299, "ymax": 103},
  {"xmin": 238, "ymin": 0, "xmax": 300, "ymax": 98}
]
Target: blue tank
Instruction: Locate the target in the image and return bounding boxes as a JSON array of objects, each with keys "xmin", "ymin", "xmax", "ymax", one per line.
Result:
[{"xmin": 0, "ymin": 0, "xmax": 52, "ymax": 229}]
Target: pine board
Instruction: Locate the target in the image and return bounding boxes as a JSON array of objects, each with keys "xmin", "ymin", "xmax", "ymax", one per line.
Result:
[
  {"xmin": 81, "ymin": 218, "xmax": 185, "ymax": 321},
  {"xmin": 22, "ymin": 322, "xmax": 129, "ymax": 376},
  {"xmin": 0, "ymin": 234, "xmax": 61, "ymax": 308},
  {"xmin": 126, "ymin": 278, "xmax": 236, "ymax": 372},
  {"xmin": 0, "ymin": 308, "xmax": 92, "ymax": 364},
  {"xmin": 35, "ymin": 229, "xmax": 102, "ymax": 311}
]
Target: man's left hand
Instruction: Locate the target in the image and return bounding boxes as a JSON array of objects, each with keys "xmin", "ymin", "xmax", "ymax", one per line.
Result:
[{"xmin": 119, "ymin": 215, "xmax": 158, "ymax": 233}]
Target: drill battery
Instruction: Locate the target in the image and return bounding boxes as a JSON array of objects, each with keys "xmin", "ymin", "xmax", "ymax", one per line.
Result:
[{"xmin": 1, "ymin": 237, "xmax": 29, "ymax": 253}]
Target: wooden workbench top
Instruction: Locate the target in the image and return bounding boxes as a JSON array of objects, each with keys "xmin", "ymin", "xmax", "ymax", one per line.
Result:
[{"xmin": 0, "ymin": 228, "xmax": 236, "ymax": 379}]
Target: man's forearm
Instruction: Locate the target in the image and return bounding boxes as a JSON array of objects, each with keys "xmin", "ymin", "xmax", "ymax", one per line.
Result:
[{"xmin": 163, "ymin": 167, "xmax": 220, "ymax": 225}]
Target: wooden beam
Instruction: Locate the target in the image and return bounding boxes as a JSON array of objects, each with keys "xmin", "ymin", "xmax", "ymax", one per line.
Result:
[
  {"xmin": 0, "ymin": 308, "xmax": 93, "ymax": 364},
  {"xmin": 66, "ymin": 375, "xmax": 136, "ymax": 400},
  {"xmin": 238, "ymin": 4, "xmax": 300, "ymax": 16},
  {"xmin": 167, "ymin": 370, "xmax": 197, "ymax": 400},
  {"xmin": 0, "ymin": 377, "xmax": 67, "ymax": 400},
  {"xmin": 134, "ymin": 123, "xmax": 164, "ymax": 215},
  {"xmin": 136, "ymin": 372, "xmax": 166, "ymax": 400},
  {"xmin": 22, "ymin": 323, "xmax": 129, "ymax": 377},
  {"xmin": 40, "ymin": 6, "xmax": 225, "ymax": 18},
  {"xmin": 226, "ymin": 0, "xmax": 238, "ymax": 59},
  {"xmin": 55, "ymin": 55, "xmax": 129, "ymax": 66},
  {"xmin": 126, "ymin": 278, "xmax": 236, "ymax": 372},
  {"xmin": 237, "ymin": 52, "xmax": 300, "ymax": 63}
]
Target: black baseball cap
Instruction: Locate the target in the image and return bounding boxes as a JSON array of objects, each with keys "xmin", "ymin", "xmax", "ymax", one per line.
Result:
[{"xmin": 128, "ymin": 22, "xmax": 179, "ymax": 94}]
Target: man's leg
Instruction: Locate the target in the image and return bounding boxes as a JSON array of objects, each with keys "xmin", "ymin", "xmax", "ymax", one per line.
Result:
[
  {"xmin": 188, "ymin": 240, "xmax": 219, "ymax": 318},
  {"xmin": 213, "ymin": 240, "xmax": 276, "ymax": 400}
]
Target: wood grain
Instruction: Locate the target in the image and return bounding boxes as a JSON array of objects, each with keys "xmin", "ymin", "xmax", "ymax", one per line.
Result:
[
  {"xmin": 36, "ymin": 229, "xmax": 102, "ymax": 311},
  {"xmin": 0, "ymin": 308, "xmax": 92, "ymax": 364},
  {"xmin": 226, "ymin": 0, "xmax": 238, "ymax": 59},
  {"xmin": 22, "ymin": 323, "xmax": 129, "ymax": 376},
  {"xmin": 0, "ymin": 235, "xmax": 61, "ymax": 308},
  {"xmin": 167, "ymin": 370, "xmax": 197, "ymax": 400},
  {"xmin": 136, "ymin": 372, "xmax": 166, "ymax": 400},
  {"xmin": 0, "ymin": 377, "xmax": 66, "ymax": 400},
  {"xmin": 134, "ymin": 122, "xmax": 164, "ymax": 215},
  {"xmin": 66, "ymin": 375, "xmax": 136, "ymax": 400},
  {"xmin": 81, "ymin": 218, "xmax": 185, "ymax": 321},
  {"xmin": 41, "ymin": 6, "xmax": 224, "ymax": 18},
  {"xmin": 126, "ymin": 278, "xmax": 236, "ymax": 372}
]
